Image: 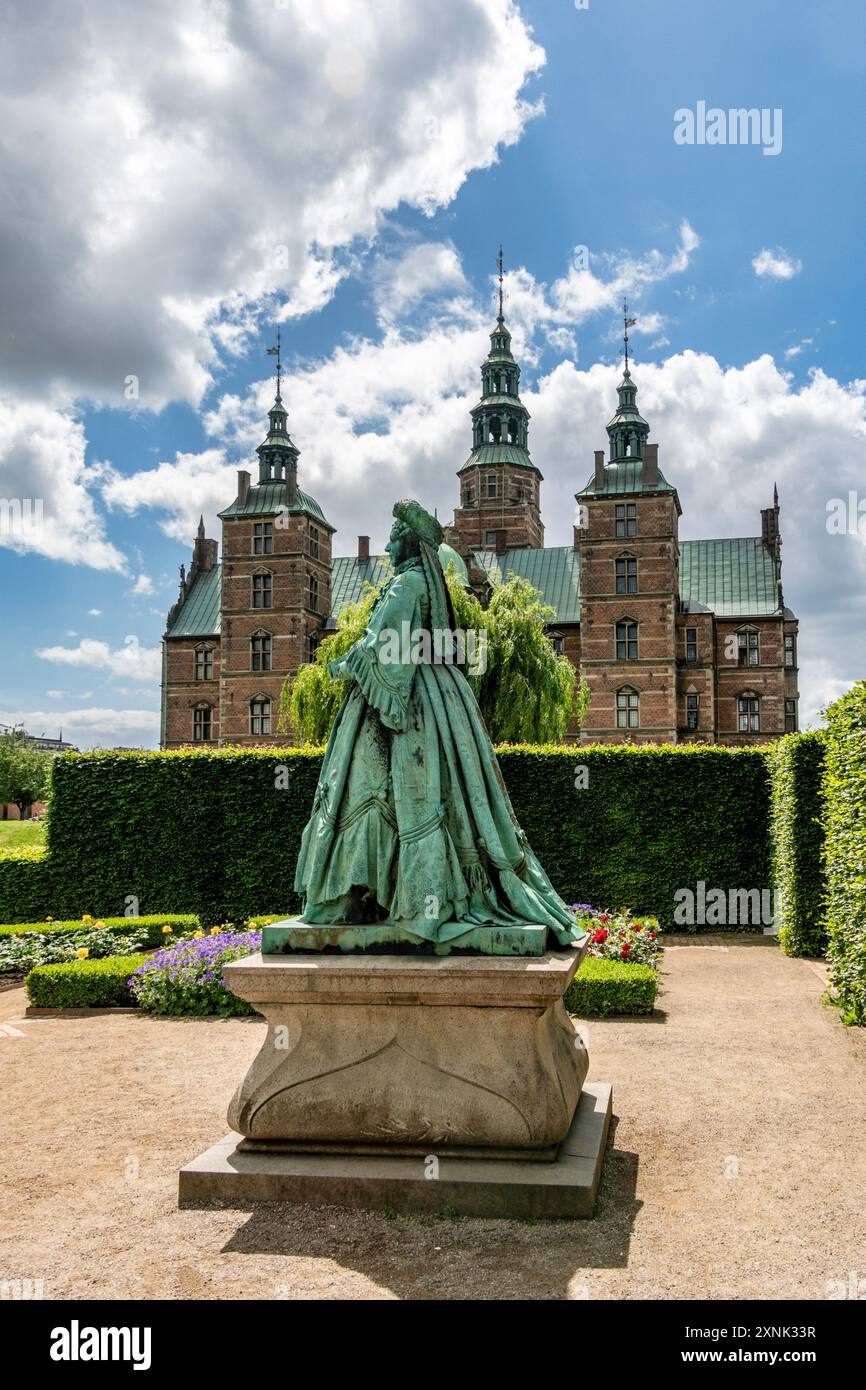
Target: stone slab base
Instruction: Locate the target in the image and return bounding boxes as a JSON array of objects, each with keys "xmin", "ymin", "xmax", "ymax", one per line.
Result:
[
  {"xmin": 179, "ymin": 1082, "xmax": 612, "ymax": 1220},
  {"xmin": 261, "ymin": 919, "xmax": 549, "ymax": 957}
]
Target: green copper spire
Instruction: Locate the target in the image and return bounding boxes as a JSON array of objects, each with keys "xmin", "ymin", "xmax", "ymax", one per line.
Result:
[
  {"xmin": 606, "ymin": 302, "xmax": 649, "ymax": 462},
  {"xmin": 257, "ymin": 328, "xmax": 299, "ymax": 483},
  {"xmin": 461, "ymin": 250, "xmax": 536, "ymax": 473}
]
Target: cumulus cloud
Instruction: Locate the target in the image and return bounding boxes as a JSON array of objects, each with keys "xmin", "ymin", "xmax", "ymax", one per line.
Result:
[
  {"xmin": 752, "ymin": 248, "xmax": 802, "ymax": 280},
  {"xmin": 0, "ymin": 0, "xmax": 544, "ymax": 412},
  {"xmin": 0, "ymin": 706, "xmax": 160, "ymax": 750},
  {"xmin": 35, "ymin": 637, "xmax": 162, "ymax": 683}
]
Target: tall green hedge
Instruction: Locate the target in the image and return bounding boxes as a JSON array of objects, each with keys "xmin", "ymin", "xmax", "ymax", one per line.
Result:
[
  {"xmin": 766, "ymin": 732, "xmax": 827, "ymax": 957},
  {"xmin": 0, "ymin": 743, "xmax": 776, "ymax": 929},
  {"xmin": 0, "ymin": 846, "xmax": 53, "ymax": 924},
  {"xmin": 822, "ymin": 682, "xmax": 866, "ymax": 1025}
]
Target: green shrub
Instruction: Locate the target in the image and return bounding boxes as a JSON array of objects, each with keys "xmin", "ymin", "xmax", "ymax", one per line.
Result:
[
  {"xmin": 564, "ymin": 956, "xmax": 658, "ymax": 1016},
  {"xmin": 23, "ymin": 744, "xmax": 774, "ymax": 930},
  {"xmin": 0, "ymin": 845, "xmax": 53, "ymax": 923},
  {"xmin": 766, "ymin": 732, "xmax": 827, "ymax": 957},
  {"xmin": 822, "ymin": 681, "xmax": 866, "ymax": 1025},
  {"xmin": 25, "ymin": 954, "xmax": 147, "ymax": 1008},
  {"xmin": 0, "ymin": 924, "xmax": 150, "ymax": 975},
  {"xmin": 0, "ymin": 914, "xmax": 200, "ymax": 946}
]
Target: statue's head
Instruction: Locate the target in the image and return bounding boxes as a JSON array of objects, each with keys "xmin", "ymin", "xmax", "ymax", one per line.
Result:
[
  {"xmin": 387, "ymin": 499, "xmax": 443, "ymax": 567},
  {"xmin": 385, "ymin": 518, "xmax": 418, "ymax": 568}
]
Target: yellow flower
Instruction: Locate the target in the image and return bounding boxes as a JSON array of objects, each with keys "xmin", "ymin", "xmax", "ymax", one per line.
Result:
[
  {"xmin": 76, "ymin": 948, "xmax": 89, "ymax": 960},
  {"xmin": 210, "ymin": 926, "xmax": 220, "ymax": 935},
  {"xmin": 162, "ymin": 925, "xmax": 173, "ymax": 934},
  {"xmin": 81, "ymin": 914, "xmax": 92, "ymax": 924},
  {"xmin": 45, "ymin": 916, "xmax": 54, "ymax": 922},
  {"xmin": 248, "ymin": 921, "xmax": 258, "ymax": 929},
  {"xmin": 194, "ymin": 931, "xmax": 204, "ymax": 939},
  {"xmin": 95, "ymin": 920, "xmax": 105, "ymax": 928}
]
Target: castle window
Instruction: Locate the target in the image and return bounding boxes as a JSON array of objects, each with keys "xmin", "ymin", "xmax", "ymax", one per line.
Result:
[
  {"xmin": 253, "ymin": 522, "xmax": 273, "ymax": 556},
  {"xmin": 486, "ymin": 475, "xmax": 497, "ymax": 498},
  {"xmin": 250, "ymin": 697, "xmax": 271, "ymax": 737},
  {"xmin": 737, "ymin": 630, "xmax": 759, "ymax": 667},
  {"xmin": 552, "ymin": 635, "xmax": 565, "ymax": 656},
  {"xmin": 616, "ymin": 619, "xmax": 638, "ymax": 661},
  {"xmin": 309, "ymin": 526, "xmax": 320, "ymax": 560},
  {"xmin": 251, "ymin": 634, "xmax": 271, "ymax": 672},
  {"xmin": 616, "ymin": 687, "xmax": 639, "ymax": 729},
  {"xmin": 615, "ymin": 503, "xmax": 637, "ymax": 538},
  {"xmin": 738, "ymin": 693, "xmax": 760, "ymax": 733},
  {"xmin": 193, "ymin": 705, "xmax": 212, "ymax": 741},
  {"xmin": 309, "ymin": 572, "xmax": 319, "ymax": 611},
  {"xmin": 194, "ymin": 646, "xmax": 213, "ymax": 681},
  {"xmin": 306, "ymin": 631, "xmax": 318, "ymax": 663},
  {"xmin": 507, "ymin": 417, "xmax": 519, "ymax": 445},
  {"xmin": 785, "ymin": 634, "xmax": 796, "ymax": 668},
  {"xmin": 252, "ymin": 572, "xmax": 272, "ymax": 609},
  {"xmin": 686, "ymin": 627, "xmax": 698, "ymax": 663},
  {"xmin": 615, "ymin": 556, "xmax": 637, "ymax": 594},
  {"xmin": 785, "ymin": 698, "xmax": 797, "ymax": 734},
  {"xmin": 686, "ymin": 693, "xmax": 699, "ymax": 730},
  {"xmin": 463, "ymin": 485, "xmax": 472, "ymax": 505}
]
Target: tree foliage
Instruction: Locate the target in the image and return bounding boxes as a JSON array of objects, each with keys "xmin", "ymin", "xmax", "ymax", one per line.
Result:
[
  {"xmin": 0, "ymin": 730, "xmax": 52, "ymax": 816},
  {"xmin": 278, "ymin": 565, "xmax": 581, "ymax": 746}
]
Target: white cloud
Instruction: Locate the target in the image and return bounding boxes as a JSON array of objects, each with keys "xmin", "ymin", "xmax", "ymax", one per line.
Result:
[
  {"xmin": 129, "ymin": 574, "xmax": 155, "ymax": 596},
  {"xmin": 0, "ymin": 400, "xmax": 125, "ymax": 569},
  {"xmin": 372, "ymin": 241, "xmax": 470, "ymax": 325},
  {"xmin": 35, "ymin": 637, "xmax": 162, "ymax": 683},
  {"xmin": 102, "ymin": 448, "xmax": 236, "ymax": 544},
  {"xmin": 88, "ymin": 609, "xmax": 102, "ymax": 616},
  {"xmin": 752, "ymin": 248, "xmax": 802, "ymax": 280},
  {"xmin": 0, "ymin": 707, "xmax": 160, "ymax": 751}
]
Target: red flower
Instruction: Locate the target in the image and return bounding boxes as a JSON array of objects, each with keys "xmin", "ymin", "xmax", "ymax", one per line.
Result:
[
  {"xmin": 633, "ymin": 923, "xmax": 642, "ymax": 932},
  {"xmin": 599, "ymin": 913, "xmax": 609, "ymax": 924},
  {"xmin": 621, "ymin": 945, "xmax": 630, "ymax": 958},
  {"xmin": 592, "ymin": 928, "xmax": 608, "ymax": 944},
  {"xmin": 649, "ymin": 931, "xmax": 657, "ymax": 939}
]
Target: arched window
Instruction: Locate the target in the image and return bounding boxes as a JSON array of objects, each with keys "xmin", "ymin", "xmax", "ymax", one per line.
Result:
[
  {"xmin": 251, "ymin": 632, "xmax": 271, "ymax": 673},
  {"xmin": 507, "ymin": 417, "xmax": 519, "ymax": 445},
  {"xmin": 615, "ymin": 554, "xmax": 637, "ymax": 594},
  {"xmin": 616, "ymin": 619, "xmax": 638, "ymax": 661},
  {"xmin": 193, "ymin": 704, "xmax": 212, "ymax": 741},
  {"xmin": 250, "ymin": 696, "xmax": 271, "ymax": 737},
  {"xmin": 616, "ymin": 687, "xmax": 639, "ymax": 730},
  {"xmin": 738, "ymin": 692, "xmax": 760, "ymax": 733}
]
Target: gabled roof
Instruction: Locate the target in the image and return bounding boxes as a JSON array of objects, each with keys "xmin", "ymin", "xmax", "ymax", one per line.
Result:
[
  {"xmin": 328, "ymin": 554, "xmax": 391, "ymax": 624},
  {"xmin": 679, "ymin": 538, "xmax": 781, "ymax": 617},
  {"xmin": 219, "ymin": 481, "xmax": 331, "ymax": 526},
  {"xmin": 165, "ymin": 565, "xmax": 221, "ymax": 638},
  {"xmin": 471, "ymin": 546, "xmax": 582, "ymax": 624}
]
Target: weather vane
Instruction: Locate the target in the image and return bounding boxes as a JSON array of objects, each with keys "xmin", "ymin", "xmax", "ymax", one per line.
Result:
[
  {"xmin": 266, "ymin": 327, "xmax": 282, "ymax": 399},
  {"xmin": 497, "ymin": 244, "xmax": 504, "ymax": 321},
  {"xmin": 623, "ymin": 299, "xmax": 637, "ymax": 372}
]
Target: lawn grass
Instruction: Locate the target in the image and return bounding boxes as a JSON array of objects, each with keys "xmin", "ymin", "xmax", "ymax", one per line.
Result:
[{"xmin": 0, "ymin": 820, "xmax": 45, "ymax": 849}]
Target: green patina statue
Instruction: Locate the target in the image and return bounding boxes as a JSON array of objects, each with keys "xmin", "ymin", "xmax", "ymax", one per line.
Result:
[{"xmin": 268, "ymin": 498, "xmax": 585, "ymax": 957}]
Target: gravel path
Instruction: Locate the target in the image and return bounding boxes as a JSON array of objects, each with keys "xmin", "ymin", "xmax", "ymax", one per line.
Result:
[{"xmin": 1, "ymin": 935, "xmax": 865, "ymax": 1301}]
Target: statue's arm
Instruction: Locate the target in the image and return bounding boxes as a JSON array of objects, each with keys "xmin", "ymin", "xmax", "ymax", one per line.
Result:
[{"xmin": 327, "ymin": 573, "xmax": 423, "ymax": 731}]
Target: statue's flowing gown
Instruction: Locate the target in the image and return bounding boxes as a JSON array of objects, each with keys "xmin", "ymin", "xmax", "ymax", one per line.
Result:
[{"xmin": 294, "ymin": 555, "xmax": 580, "ymax": 947}]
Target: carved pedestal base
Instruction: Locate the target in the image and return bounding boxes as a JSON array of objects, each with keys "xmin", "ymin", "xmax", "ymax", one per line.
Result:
[{"xmin": 222, "ymin": 946, "xmax": 589, "ymax": 1155}]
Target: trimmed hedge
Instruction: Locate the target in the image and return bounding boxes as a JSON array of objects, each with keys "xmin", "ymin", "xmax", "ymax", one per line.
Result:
[
  {"xmin": 0, "ymin": 745, "xmax": 776, "ymax": 928},
  {"xmin": 0, "ymin": 846, "xmax": 53, "ymax": 924},
  {"xmin": 0, "ymin": 914, "xmax": 200, "ymax": 947},
  {"xmin": 25, "ymin": 954, "xmax": 147, "ymax": 1009},
  {"xmin": 823, "ymin": 682, "xmax": 866, "ymax": 1026},
  {"xmin": 766, "ymin": 733, "xmax": 827, "ymax": 957},
  {"xmin": 564, "ymin": 956, "xmax": 658, "ymax": 1016}
]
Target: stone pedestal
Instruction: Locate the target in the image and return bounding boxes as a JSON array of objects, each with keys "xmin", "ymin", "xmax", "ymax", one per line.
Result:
[
  {"xmin": 224, "ymin": 946, "xmax": 589, "ymax": 1155},
  {"xmin": 180, "ymin": 941, "xmax": 613, "ymax": 1218}
]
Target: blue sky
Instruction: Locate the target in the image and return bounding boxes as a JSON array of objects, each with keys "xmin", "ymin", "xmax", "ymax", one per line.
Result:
[{"xmin": 1, "ymin": 0, "xmax": 864, "ymax": 746}]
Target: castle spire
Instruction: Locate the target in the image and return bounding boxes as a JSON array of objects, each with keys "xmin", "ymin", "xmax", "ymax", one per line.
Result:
[
  {"xmin": 257, "ymin": 328, "xmax": 299, "ymax": 485},
  {"xmin": 496, "ymin": 243, "xmax": 505, "ymax": 322}
]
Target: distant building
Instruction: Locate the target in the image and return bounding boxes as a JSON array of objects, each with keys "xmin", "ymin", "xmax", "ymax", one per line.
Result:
[
  {"xmin": 0, "ymin": 724, "xmax": 78, "ymax": 819},
  {"xmin": 161, "ymin": 309, "xmax": 799, "ymax": 748}
]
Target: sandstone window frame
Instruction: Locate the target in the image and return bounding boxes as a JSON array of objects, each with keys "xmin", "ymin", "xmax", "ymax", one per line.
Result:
[
  {"xmin": 615, "ymin": 552, "xmax": 638, "ymax": 595},
  {"xmin": 251, "ymin": 568, "xmax": 273, "ymax": 610},
  {"xmin": 250, "ymin": 695, "xmax": 272, "ymax": 737},
  {"xmin": 194, "ymin": 644, "xmax": 214, "ymax": 681},
  {"xmin": 738, "ymin": 691, "xmax": 760, "ymax": 733},
  {"xmin": 252, "ymin": 521, "xmax": 273, "ymax": 556},
  {"xmin": 192, "ymin": 703, "xmax": 213, "ymax": 742},
  {"xmin": 736, "ymin": 626, "xmax": 759, "ymax": 667},
  {"xmin": 616, "ymin": 686, "xmax": 639, "ymax": 729},
  {"xmin": 686, "ymin": 689, "xmax": 699, "ymax": 730},
  {"xmin": 250, "ymin": 630, "xmax": 272, "ymax": 673},
  {"xmin": 615, "ymin": 617, "xmax": 639, "ymax": 661},
  {"xmin": 615, "ymin": 502, "xmax": 637, "ymax": 539},
  {"xmin": 685, "ymin": 626, "xmax": 698, "ymax": 663}
]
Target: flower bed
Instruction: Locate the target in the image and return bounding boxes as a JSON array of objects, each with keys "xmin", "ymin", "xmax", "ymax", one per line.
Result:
[
  {"xmin": 128, "ymin": 929, "xmax": 262, "ymax": 1017},
  {"xmin": 570, "ymin": 905, "xmax": 662, "ymax": 967},
  {"xmin": 1, "ymin": 923, "xmax": 151, "ymax": 975}
]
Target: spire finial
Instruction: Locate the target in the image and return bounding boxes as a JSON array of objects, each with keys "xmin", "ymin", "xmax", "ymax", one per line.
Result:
[
  {"xmin": 266, "ymin": 327, "xmax": 282, "ymax": 401},
  {"xmin": 497, "ymin": 244, "xmax": 504, "ymax": 322},
  {"xmin": 623, "ymin": 299, "xmax": 637, "ymax": 373}
]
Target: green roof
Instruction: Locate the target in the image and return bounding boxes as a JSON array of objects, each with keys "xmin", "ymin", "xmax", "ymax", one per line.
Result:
[
  {"xmin": 460, "ymin": 443, "xmax": 539, "ymax": 473},
  {"xmin": 680, "ymin": 538, "xmax": 780, "ymax": 617},
  {"xmin": 165, "ymin": 565, "xmax": 221, "ymax": 638},
  {"xmin": 219, "ymin": 481, "xmax": 330, "ymax": 526},
  {"xmin": 577, "ymin": 460, "xmax": 679, "ymax": 502},
  {"xmin": 328, "ymin": 554, "xmax": 391, "ymax": 623},
  {"xmin": 472, "ymin": 546, "xmax": 582, "ymax": 624}
]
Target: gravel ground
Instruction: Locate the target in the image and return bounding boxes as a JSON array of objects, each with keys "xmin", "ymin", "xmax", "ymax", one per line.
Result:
[{"xmin": 1, "ymin": 934, "xmax": 865, "ymax": 1301}]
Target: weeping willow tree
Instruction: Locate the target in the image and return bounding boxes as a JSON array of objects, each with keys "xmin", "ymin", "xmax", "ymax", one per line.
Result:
[{"xmin": 278, "ymin": 564, "xmax": 587, "ymax": 746}]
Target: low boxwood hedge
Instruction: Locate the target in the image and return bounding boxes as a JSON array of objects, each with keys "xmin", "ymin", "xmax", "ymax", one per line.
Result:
[
  {"xmin": 25, "ymin": 954, "xmax": 147, "ymax": 1009},
  {"xmin": 0, "ymin": 914, "xmax": 200, "ymax": 947},
  {"xmin": 564, "ymin": 956, "xmax": 658, "ymax": 1017}
]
